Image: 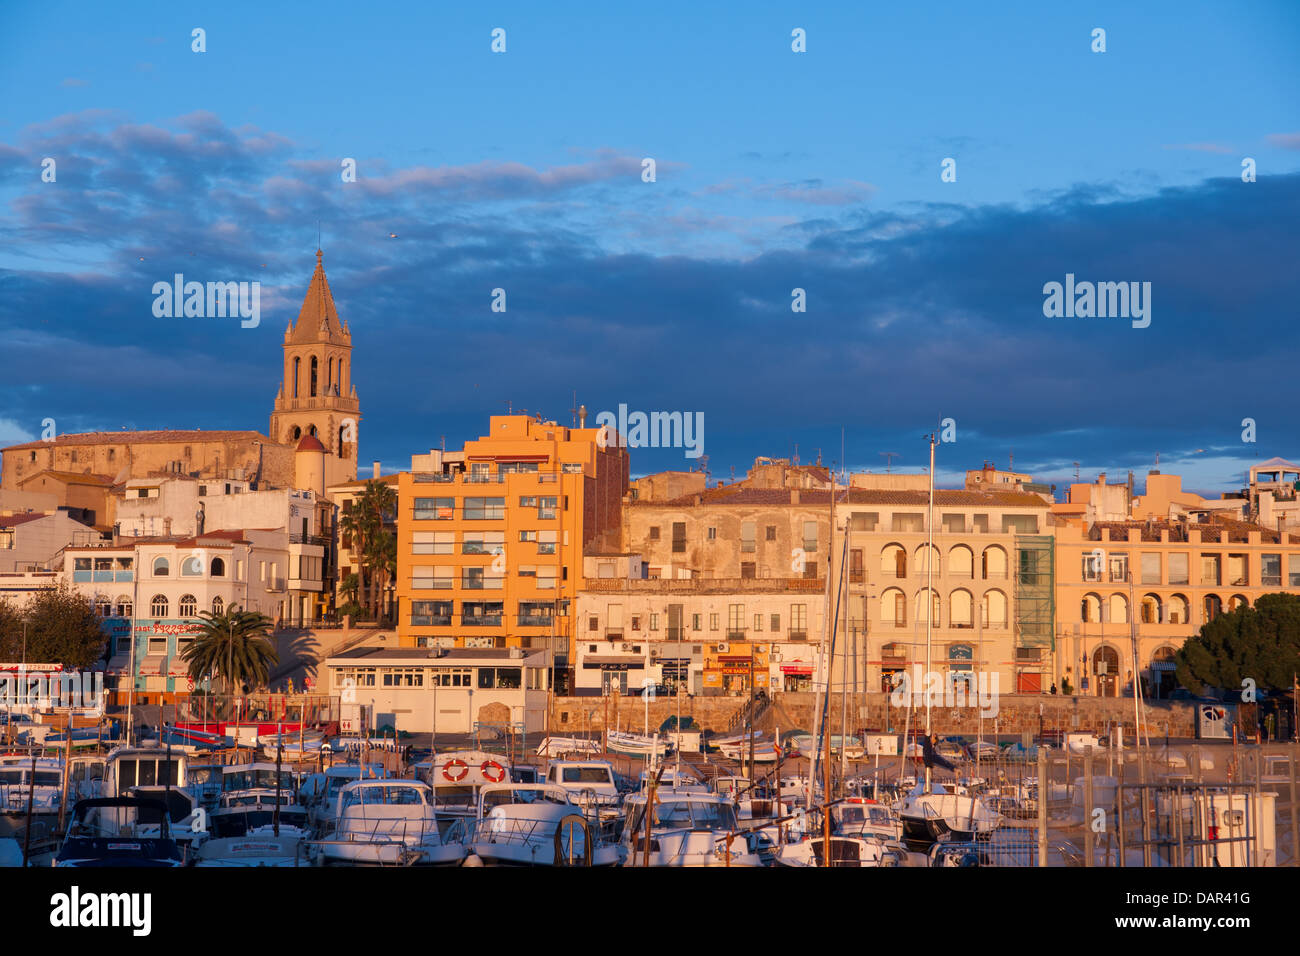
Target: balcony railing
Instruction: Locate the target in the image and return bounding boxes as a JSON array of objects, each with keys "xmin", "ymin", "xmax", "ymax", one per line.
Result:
[
  {"xmin": 519, "ymin": 615, "xmax": 554, "ymax": 627},
  {"xmin": 289, "ymin": 533, "xmax": 329, "ymax": 546},
  {"xmin": 410, "ymin": 614, "xmax": 452, "ymax": 627}
]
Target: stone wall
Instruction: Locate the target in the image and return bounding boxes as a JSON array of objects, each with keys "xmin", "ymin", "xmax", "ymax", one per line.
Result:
[{"xmin": 549, "ymin": 692, "xmax": 1198, "ymax": 738}]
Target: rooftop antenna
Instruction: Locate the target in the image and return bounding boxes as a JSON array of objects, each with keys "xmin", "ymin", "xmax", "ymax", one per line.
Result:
[
  {"xmin": 815, "ymin": 448, "xmax": 822, "ymax": 467},
  {"xmin": 792, "ymin": 443, "xmax": 799, "ymax": 466},
  {"xmin": 1009, "ymin": 449, "xmax": 1014, "ymax": 471},
  {"xmin": 880, "ymin": 452, "xmax": 899, "ymax": 474},
  {"xmin": 570, "ymin": 391, "xmax": 578, "ymax": 428},
  {"xmin": 504, "ymin": 400, "xmax": 513, "ymax": 415},
  {"xmin": 729, "ymin": 465, "xmax": 736, "ymax": 484},
  {"xmin": 840, "ymin": 427, "xmax": 846, "ymax": 482}
]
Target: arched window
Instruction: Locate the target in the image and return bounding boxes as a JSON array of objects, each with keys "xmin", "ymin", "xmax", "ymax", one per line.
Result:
[
  {"xmin": 328, "ymin": 357, "xmax": 334, "ymax": 392},
  {"xmin": 179, "ymin": 594, "xmax": 198, "ymax": 617},
  {"xmin": 914, "ymin": 543, "xmax": 940, "ymax": 577},
  {"xmin": 181, "ymin": 555, "xmax": 203, "ymax": 576},
  {"xmin": 1168, "ymin": 594, "xmax": 1189, "ymax": 624},
  {"xmin": 948, "ymin": 545, "xmax": 974, "ymax": 578},
  {"xmin": 338, "ymin": 359, "xmax": 345, "ymax": 392},
  {"xmin": 116, "ymin": 596, "xmax": 132, "ymax": 617},
  {"xmin": 150, "ymin": 594, "xmax": 168, "ymax": 618},
  {"xmin": 212, "ymin": 596, "xmax": 224, "ymax": 615},
  {"xmin": 881, "ymin": 544, "xmax": 907, "ymax": 578},
  {"xmin": 881, "ymin": 587, "xmax": 907, "ymax": 626},
  {"xmin": 982, "ymin": 546, "xmax": 1008, "ymax": 580},
  {"xmin": 211, "ymin": 557, "xmax": 226, "ymax": 577},
  {"xmin": 982, "ymin": 590, "xmax": 1008, "ymax": 628},
  {"xmin": 338, "ymin": 425, "xmax": 348, "ymax": 457},
  {"xmin": 308, "ymin": 424, "xmax": 318, "ymax": 438},
  {"xmin": 291, "ymin": 425, "xmax": 301, "ymax": 441},
  {"xmin": 914, "ymin": 587, "xmax": 940, "ymax": 625},
  {"xmin": 152, "ymin": 556, "xmax": 170, "ymax": 576},
  {"xmin": 310, "ymin": 356, "xmax": 318, "ymax": 397},
  {"xmin": 95, "ymin": 595, "xmax": 112, "ymax": 617},
  {"xmin": 1229, "ymin": 594, "xmax": 1249, "ymax": 611},
  {"xmin": 293, "ymin": 356, "xmax": 300, "ymax": 398},
  {"xmin": 1140, "ymin": 593, "xmax": 1162, "ymax": 624},
  {"xmin": 1082, "ymin": 592, "xmax": 1102, "ymax": 623},
  {"xmin": 1203, "ymin": 594, "xmax": 1222, "ymax": 623},
  {"xmin": 949, "ymin": 589, "xmax": 974, "ymax": 627},
  {"xmin": 1108, "ymin": 593, "xmax": 1129, "ymax": 625}
]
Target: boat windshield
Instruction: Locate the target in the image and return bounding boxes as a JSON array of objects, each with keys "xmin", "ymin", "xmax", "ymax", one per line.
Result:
[
  {"xmin": 0, "ymin": 769, "xmax": 62, "ymax": 787},
  {"xmin": 561, "ymin": 767, "xmax": 610, "ymax": 784},
  {"xmin": 342, "ymin": 785, "xmax": 427, "ymax": 809},
  {"xmin": 481, "ymin": 789, "xmax": 569, "ymax": 811},
  {"xmin": 432, "ymin": 785, "xmax": 476, "ymax": 807},
  {"xmin": 225, "ymin": 769, "xmax": 292, "ymax": 792},
  {"xmin": 652, "ymin": 800, "xmax": 736, "ymax": 830}
]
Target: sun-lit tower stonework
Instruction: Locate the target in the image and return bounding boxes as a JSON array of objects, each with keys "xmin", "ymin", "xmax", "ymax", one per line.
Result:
[{"xmin": 269, "ymin": 250, "xmax": 360, "ymax": 482}]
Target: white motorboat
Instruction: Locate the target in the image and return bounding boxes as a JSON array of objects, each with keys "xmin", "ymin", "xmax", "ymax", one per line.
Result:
[
  {"xmin": 622, "ymin": 792, "xmax": 761, "ymax": 867},
  {"xmin": 0, "ymin": 756, "xmax": 63, "ymax": 815},
  {"xmin": 545, "ymin": 759, "xmax": 623, "ymax": 808},
  {"xmin": 606, "ymin": 731, "xmax": 671, "ymax": 757},
  {"xmin": 776, "ymin": 835, "xmax": 907, "ymax": 868},
  {"xmin": 535, "ymin": 736, "xmax": 602, "ymax": 757},
  {"xmin": 196, "ymin": 830, "xmax": 305, "ymax": 867},
  {"xmin": 831, "ymin": 797, "xmax": 903, "ymax": 841},
  {"xmin": 465, "ymin": 783, "xmax": 623, "ymax": 866},
  {"xmin": 897, "ymin": 781, "xmax": 1001, "ymax": 849},
  {"xmin": 300, "ymin": 763, "xmax": 388, "ymax": 833},
  {"xmin": 317, "ymin": 779, "xmax": 465, "ymax": 866}
]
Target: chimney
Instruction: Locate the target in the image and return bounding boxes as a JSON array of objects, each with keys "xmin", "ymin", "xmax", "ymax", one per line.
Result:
[
  {"xmin": 1097, "ymin": 472, "xmax": 1106, "ymax": 485},
  {"xmin": 372, "ymin": 461, "xmax": 381, "ymax": 480}
]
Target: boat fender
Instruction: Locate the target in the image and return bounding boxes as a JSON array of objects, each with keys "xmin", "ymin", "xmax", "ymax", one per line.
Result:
[
  {"xmin": 463, "ymin": 853, "xmax": 484, "ymax": 867},
  {"xmin": 443, "ymin": 759, "xmax": 469, "ymax": 783},
  {"xmin": 480, "ymin": 760, "xmax": 506, "ymax": 783}
]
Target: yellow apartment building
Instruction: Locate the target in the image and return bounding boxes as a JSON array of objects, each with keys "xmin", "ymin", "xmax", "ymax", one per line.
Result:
[
  {"xmin": 396, "ymin": 416, "xmax": 628, "ymax": 691},
  {"xmin": 1052, "ymin": 515, "xmax": 1300, "ymax": 698}
]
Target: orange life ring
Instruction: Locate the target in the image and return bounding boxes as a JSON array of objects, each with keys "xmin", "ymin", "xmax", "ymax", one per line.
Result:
[
  {"xmin": 481, "ymin": 760, "xmax": 506, "ymax": 783},
  {"xmin": 443, "ymin": 759, "xmax": 469, "ymax": 783}
]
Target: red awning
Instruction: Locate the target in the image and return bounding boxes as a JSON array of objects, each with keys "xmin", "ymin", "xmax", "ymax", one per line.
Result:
[
  {"xmin": 137, "ymin": 655, "xmax": 165, "ymax": 676},
  {"xmin": 780, "ymin": 665, "xmax": 813, "ymax": 675}
]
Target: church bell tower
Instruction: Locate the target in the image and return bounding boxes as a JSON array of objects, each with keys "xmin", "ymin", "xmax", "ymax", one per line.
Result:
[{"xmin": 269, "ymin": 250, "xmax": 360, "ymax": 480}]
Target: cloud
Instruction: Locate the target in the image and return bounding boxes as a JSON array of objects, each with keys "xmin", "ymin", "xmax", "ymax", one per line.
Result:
[
  {"xmin": 0, "ymin": 111, "xmax": 1296, "ymax": 490},
  {"xmin": 60, "ymin": 78, "xmax": 89, "ymax": 89},
  {"xmin": 1266, "ymin": 132, "xmax": 1300, "ymax": 150}
]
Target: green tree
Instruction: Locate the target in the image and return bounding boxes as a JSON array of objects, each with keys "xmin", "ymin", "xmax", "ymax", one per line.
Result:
[
  {"xmin": 1175, "ymin": 592, "xmax": 1300, "ymax": 695},
  {"xmin": 0, "ymin": 584, "xmax": 107, "ymax": 668},
  {"xmin": 181, "ymin": 606, "xmax": 279, "ymax": 694}
]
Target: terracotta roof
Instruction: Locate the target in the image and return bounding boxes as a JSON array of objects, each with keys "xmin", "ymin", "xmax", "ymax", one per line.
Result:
[
  {"xmin": 632, "ymin": 487, "xmax": 1048, "ymax": 509},
  {"xmin": 3, "ymin": 431, "xmax": 268, "ymax": 453},
  {"xmin": 1090, "ymin": 516, "xmax": 1298, "ymax": 545},
  {"xmin": 297, "ymin": 434, "xmax": 326, "ymax": 453},
  {"xmin": 285, "ymin": 250, "xmax": 351, "ymax": 347},
  {"xmin": 16, "ymin": 470, "xmax": 116, "ymax": 487},
  {"xmin": 0, "ymin": 513, "xmax": 48, "ymax": 528}
]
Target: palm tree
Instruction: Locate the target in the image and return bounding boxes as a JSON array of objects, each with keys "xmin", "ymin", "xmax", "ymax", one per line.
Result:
[
  {"xmin": 367, "ymin": 531, "xmax": 398, "ymax": 623},
  {"xmin": 183, "ymin": 606, "xmax": 279, "ymax": 695},
  {"xmin": 345, "ymin": 479, "xmax": 397, "ymax": 619}
]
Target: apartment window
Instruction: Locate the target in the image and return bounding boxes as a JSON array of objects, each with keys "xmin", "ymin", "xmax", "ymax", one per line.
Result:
[
  {"xmin": 740, "ymin": 562, "xmax": 756, "ymax": 579},
  {"xmin": 671, "ymin": 522, "xmax": 686, "ymax": 553},
  {"xmin": 1201, "ymin": 554, "xmax": 1222, "ymax": 586},
  {"xmin": 537, "ymin": 530, "xmax": 558, "ymax": 555},
  {"xmin": 631, "ymin": 616, "xmax": 641, "ymax": 631},
  {"xmin": 707, "ymin": 527, "xmax": 717, "ymax": 540},
  {"xmin": 414, "ymin": 497, "xmax": 454, "ymax": 520},
  {"xmin": 941, "ymin": 514, "xmax": 965, "ymax": 534},
  {"xmin": 1227, "ymin": 553, "xmax": 1248, "ymax": 587},
  {"xmin": 753, "ymin": 613, "xmax": 763, "ymax": 632},
  {"xmin": 802, "ymin": 521, "xmax": 818, "ymax": 553},
  {"xmin": 1140, "ymin": 552, "xmax": 1161, "ymax": 585},
  {"xmin": 891, "ymin": 591, "xmax": 907, "ymax": 626},
  {"xmin": 849, "ymin": 549, "xmax": 864, "ymax": 583},
  {"xmin": 1108, "ymin": 553, "xmax": 1128, "ymax": 583},
  {"xmin": 741, "ymin": 521, "xmax": 756, "ymax": 553},
  {"xmin": 410, "ymin": 600, "xmax": 452, "ymax": 626},
  {"xmin": 650, "ymin": 613, "xmax": 659, "ymax": 631},
  {"xmin": 519, "ymin": 496, "xmax": 537, "ymax": 508},
  {"xmin": 413, "ymin": 531, "xmax": 454, "ymax": 554},
  {"xmin": 431, "ymin": 667, "xmax": 471, "ymax": 687},
  {"xmin": 1168, "ymin": 552, "xmax": 1189, "ymax": 585},
  {"xmin": 709, "ymin": 613, "xmax": 719, "ymax": 631},
  {"xmin": 198, "ymin": 486, "xmax": 207, "ymax": 497},
  {"xmin": 850, "ymin": 512, "xmax": 878, "ymax": 532},
  {"xmin": 178, "ymin": 594, "xmax": 197, "ymax": 617},
  {"xmin": 461, "ymin": 567, "xmax": 504, "ymax": 590},
  {"xmin": 150, "ymin": 594, "xmax": 168, "ymax": 617},
  {"xmin": 692, "ymin": 614, "xmax": 702, "ymax": 631},
  {"xmin": 153, "ymin": 556, "xmax": 170, "ymax": 576},
  {"xmin": 1002, "ymin": 514, "xmax": 1039, "ymax": 534},
  {"xmin": 464, "ymin": 497, "xmax": 506, "ymax": 520},
  {"xmin": 789, "ymin": 604, "xmax": 807, "ymax": 640},
  {"xmin": 538, "ymin": 497, "xmax": 558, "ymax": 520},
  {"xmin": 412, "ymin": 567, "xmax": 454, "ymax": 590},
  {"xmin": 1261, "ymin": 553, "xmax": 1281, "ymax": 587},
  {"xmin": 892, "ymin": 513, "xmax": 924, "ymax": 533},
  {"xmin": 727, "ymin": 604, "xmax": 745, "ymax": 639},
  {"xmin": 765, "ymin": 525, "xmax": 777, "ymax": 541},
  {"xmin": 588, "ymin": 616, "xmax": 599, "ymax": 632},
  {"xmin": 1289, "ymin": 555, "xmax": 1300, "ymax": 588},
  {"xmin": 803, "ymin": 556, "xmax": 818, "ymax": 579},
  {"xmin": 648, "ymin": 526, "xmax": 660, "ymax": 540},
  {"xmin": 971, "ymin": 514, "xmax": 989, "ymax": 533},
  {"xmin": 770, "ymin": 613, "xmax": 780, "ymax": 631}
]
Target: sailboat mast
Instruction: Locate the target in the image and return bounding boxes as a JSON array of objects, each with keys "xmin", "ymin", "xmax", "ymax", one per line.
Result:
[{"xmin": 925, "ymin": 432, "xmax": 935, "ymax": 794}]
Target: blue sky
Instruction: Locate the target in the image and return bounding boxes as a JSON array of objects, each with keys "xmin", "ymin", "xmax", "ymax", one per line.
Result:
[{"xmin": 1, "ymin": 1, "xmax": 1298, "ymax": 495}]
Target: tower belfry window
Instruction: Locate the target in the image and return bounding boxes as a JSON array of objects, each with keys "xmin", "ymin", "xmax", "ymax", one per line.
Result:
[
  {"xmin": 310, "ymin": 356, "xmax": 318, "ymax": 397},
  {"xmin": 293, "ymin": 357, "xmax": 300, "ymax": 398}
]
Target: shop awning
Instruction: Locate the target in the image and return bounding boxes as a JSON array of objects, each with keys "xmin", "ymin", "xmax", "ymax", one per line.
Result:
[
  {"xmin": 780, "ymin": 665, "xmax": 813, "ymax": 675},
  {"xmin": 105, "ymin": 655, "xmax": 130, "ymax": 676},
  {"xmin": 582, "ymin": 657, "xmax": 645, "ymax": 668},
  {"xmin": 167, "ymin": 658, "xmax": 190, "ymax": 677},
  {"xmin": 137, "ymin": 655, "xmax": 165, "ymax": 676}
]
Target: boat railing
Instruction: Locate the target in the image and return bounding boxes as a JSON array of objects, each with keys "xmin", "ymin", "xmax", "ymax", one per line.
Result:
[
  {"xmin": 468, "ymin": 816, "xmax": 552, "ymax": 847},
  {"xmin": 299, "ymin": 836, "xmax": 420, "ymax": 866}
]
